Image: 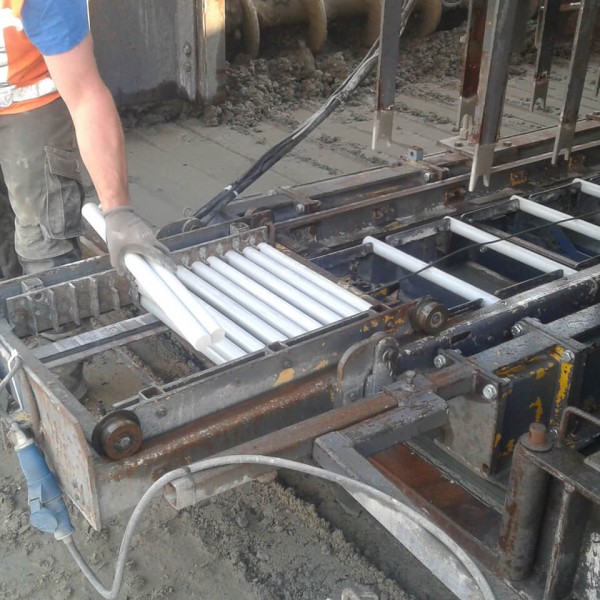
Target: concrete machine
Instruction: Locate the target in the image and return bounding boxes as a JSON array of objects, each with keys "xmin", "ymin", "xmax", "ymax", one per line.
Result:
[{"xmin": 1, "ymin": 1, "xmax": 600, "ymax": 598}]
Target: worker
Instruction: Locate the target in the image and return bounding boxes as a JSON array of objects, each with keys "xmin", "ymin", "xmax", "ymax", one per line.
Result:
[
  {"xmin": 1, "ymin": 0, "xmax": 175, "ymax": 398},
  {"xmin": 0, "ymin": 0, "xmax": 174, "ymax": 276}
]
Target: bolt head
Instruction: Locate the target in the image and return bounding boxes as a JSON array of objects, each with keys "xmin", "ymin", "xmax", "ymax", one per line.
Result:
[
  {"xmin": 482, "ymin": 384, "xmax": 498, "ymax": 400},
  {"xmin": 295, "ymin": 203, "xmax": 306, "ymax": 214},
  {"xmin": 560, "ymin": 350, "xmax": 575, "ymax": 363},
  {"xmin": 511, "ymin": 324, "xmax": 524, "ymax": 337},
  {"xmin": 433, "ymin": 355, "xmax": 447, "ymax": 369},
  {"xmin": 424, "ymin": 172, "xmax": 434, "ymax": 183}
]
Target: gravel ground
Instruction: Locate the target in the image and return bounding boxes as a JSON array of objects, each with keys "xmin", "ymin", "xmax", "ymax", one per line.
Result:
[{"xmin": 0, "ymin": 443, "xmax": 415, "ymax": 600}]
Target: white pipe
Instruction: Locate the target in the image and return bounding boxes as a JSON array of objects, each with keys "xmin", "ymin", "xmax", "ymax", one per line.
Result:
[
  {"xmin": 225, "ymin": 251, "xmax": 340, "ymax": 325},
  {"xmin": 139, "ymin": 296, "xmax": 226, "ymax": 365},
  {"xmin": 176, "ymin": 266, "xmax": 277, "ymax": 348},
  {"xmin": 210, "ymin": 338, "xmax": 247, "ymax": 361},
  {"xmin": 148, "ymin": 262, "xmax": 224, "ymax": 344},
  {"xmin": 446, "ymin": 218, "xmax": 577, "ymax": 276},
  {"xmin": 140, "ymin": 293, "xmax": 245, "ymax": 362},
  {"xmin": 364, "ymin": 236, "xmax": 498, "ymax": 306},
  {"xmin": 242, "ymin": 247, "xmax": 357, "ymax": 318},
  {"xmin": 171, "ymin": 269, "xmax": 264, "ymax": 352},
  {"xmin": 190, "ymin": 262, "xmax": 307, "ymax": 338},
  {"xmin": 82, "ymin": 203, "xmax": 214, "ymax": 351},
  {"xmin": 514, "ymin": 195, "xmax": 600, "ymax": 242},
  {"xmin": 573, "ymin": 178, "xmax": 600, "ymax": 198},
  {"xmin": 257, "ymin": 242, "xmax": 371, "ymax": 312},
  {"xmin": 206, "ymin": 257, "xmax": 322, "ymax": 331}
]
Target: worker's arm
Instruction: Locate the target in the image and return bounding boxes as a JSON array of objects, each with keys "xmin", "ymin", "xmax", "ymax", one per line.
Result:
[
  {"xmin": 42, "ymin": 35, "xmax": 174, "ymax": 274},
  {"xmin": 43, "ymin": 34, "xmax": 128, "ymax": 212}
]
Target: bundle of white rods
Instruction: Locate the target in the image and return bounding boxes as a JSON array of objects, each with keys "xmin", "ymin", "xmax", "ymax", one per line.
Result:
[
  {"xmin": 82, "ymin": 204, "xmax": 225, "ymax": 353},
  {"xmin": 83, "ymin": 204, "xmax": 370, "ymax": 365}
]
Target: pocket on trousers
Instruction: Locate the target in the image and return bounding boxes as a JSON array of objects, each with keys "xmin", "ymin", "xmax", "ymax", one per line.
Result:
[{"xmin": 42, "ymin": 146, "xmax": 85, "ymax": 240}]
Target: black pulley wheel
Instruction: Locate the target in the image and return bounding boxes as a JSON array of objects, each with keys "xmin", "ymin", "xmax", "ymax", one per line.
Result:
[
  {"xmin": 92, "ymin": 410, "xmax": 143, "ymax": 460},
  {"xmin": 411, "ymin": 298, "xmax": 449, "ymax": 335}
]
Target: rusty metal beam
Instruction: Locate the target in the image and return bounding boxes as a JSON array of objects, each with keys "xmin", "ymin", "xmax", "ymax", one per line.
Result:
[
  {"xmin": 458, "ymin": 0, "xmax": 488, "ymax": 130},
  {"xmin": 552, "ymin": 0, "xmax": 599, "ymax": 164}
]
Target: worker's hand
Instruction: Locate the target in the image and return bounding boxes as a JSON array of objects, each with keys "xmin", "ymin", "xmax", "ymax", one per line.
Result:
[{"xmin": 104, "ymin": 206, "xmax": 176, "ymax": 275}]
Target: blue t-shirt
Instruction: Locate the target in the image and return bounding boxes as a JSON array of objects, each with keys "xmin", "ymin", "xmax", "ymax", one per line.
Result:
[{"xmin": 21, "ymin": 0, "xmax": 89, "ymax": 56}]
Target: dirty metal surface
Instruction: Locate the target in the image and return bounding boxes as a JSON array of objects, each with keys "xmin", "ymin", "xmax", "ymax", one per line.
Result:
[
  {"xmin": 3, "ymin": 226, "xmax": 270, "ymax": 337},
  {"xmin": 119, "ymin": 303, "xmax": 413, "ymax": 439},
  {"xmin": 103, "ymin": 385, "xmax": 412, "ymax": 519}
]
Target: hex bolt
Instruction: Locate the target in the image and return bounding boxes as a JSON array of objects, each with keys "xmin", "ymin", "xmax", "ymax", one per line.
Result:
[
  {"xmin": 424, "ymin": 172, "xmax": 434, "ymax": 183},
  {"xmin": 482, "ymin": 384, "xmax": 498, "ymax": 400},
  {"xmin": 295, "ymin": 203, "xmax": 306, "ymax": 215},
  {"xmin": 560, "ymin": 350, "xmax": 575, "ymax": 363},
  {"xmin": 433, "ymin": 354, "xmax": 447, "ymax": 369},
  {"xmin": 511, "ymin": 324, "xmax": 524, "ymax": 337}
]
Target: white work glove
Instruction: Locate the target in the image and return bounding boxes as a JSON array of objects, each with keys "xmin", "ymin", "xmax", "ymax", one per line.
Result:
[{"xmin": 104, "ymin": 206, "xmax": 176, "ymax": 275}]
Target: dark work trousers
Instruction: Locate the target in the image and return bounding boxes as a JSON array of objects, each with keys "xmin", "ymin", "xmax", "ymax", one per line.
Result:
[
  {"xmin": 0, "ymin": 169, "xmax": 21, "ymax": 278},
  {"xmin": 0, "ymin": 97, "xmax": 84, "ymax": 275}
]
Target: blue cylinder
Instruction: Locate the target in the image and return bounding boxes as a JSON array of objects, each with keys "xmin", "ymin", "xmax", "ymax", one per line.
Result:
[{"xmin": 15, "ymin": 441, "xmax": 74, "ymax": 540}]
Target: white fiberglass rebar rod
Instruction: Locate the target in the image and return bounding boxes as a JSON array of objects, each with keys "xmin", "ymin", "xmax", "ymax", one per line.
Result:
[
  {"xmin": 190, "ymin": 262, "xmax": 306, "ymax": 339},
  {"xmin": 171, "ymin": 269, "xmax": 264, "ymax": 352},
  {"xmin": 139, "ymin": 296, "xmax": 226, "ymax": 365},
  {"xmin": 445, "ymin": 218, "xmax": 577, "ymax": 276},
  {"xmin": 364, "ymin": 236, "xmax": 498, "ymax": 306},
  {"xmin": 177, "ymin": 266, "xmax": 278, "ymax": 348},
  {"xmin": 82, "ymin": 203, "xmax": 216, "ymax": 351},
  {"xmin": 148, "ymin": 262, "xmax": 224, "ymax": 343},
  {"xmin": 257, "ymin": 242, "xmax": 371, "ymax": 312},
  {"xmin": 135, "ymin": 280, "xmax": 246, "ymax": 361},
  {"xmin": 210, "ymin": 337, "xmax": 247, "ymax": 361},
  {"xmin": 207, "ymin": 257, "xmax": 322, "ymax": 331},
  {"xmin": 514, "ymin": 195, "xmax": 600, "ymax": 241},
  {"xmin": 225, "ymin": 251, "xmax": 340, "ymax": 325},
  {"xmin": 573, "ymin": 178, "xmax": 600, "ymax": 198},
  {"xmin": 242, "ymin": 246, "xmax": 357, "ymax": 318}
]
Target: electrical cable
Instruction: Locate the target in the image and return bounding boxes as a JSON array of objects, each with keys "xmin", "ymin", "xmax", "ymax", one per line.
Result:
[
  {"xmin": 393, "ymin": 204, "xmax": 600, "ymax": 286},
  {"xmin": 63, "ymin": 454, "xmax": 496, "ymax": 600},
  {"xmin": 194, "ymin": 0, "xmax": 418, "ymax": 224},
  {"xmin": 194, "ymin": 42, "xmax": 380, "ymax": 224}
]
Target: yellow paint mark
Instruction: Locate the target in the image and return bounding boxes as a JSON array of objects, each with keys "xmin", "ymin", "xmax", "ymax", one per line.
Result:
[
  {"xmin": 535, "ymin": 368, "xmax": 547, "ymax": 380},
  {"xmin": 371, "ymin": 320, "xmax": 378, "ymax": 328},
  {"xmin": 274, "ymin": 368, "xmax": 295, "ymax": 386},
  {"xmin": 494, "ymin": 433, "xmax": 502, "ymax": 448},
  {"xmin": 499, "ymin": 438, "xmax": 516, "ymax": 458},
  {"xmin": 529, "ymin": 397, "xmax": 544, "ymax": 423},
  {"xmin": 315, "ymin": 360, "xmax": 329, "ymax": 370},
  {"xmin": 496, "ymin": 363, "xmax": 526, "ymax": 377},
  {"xmin": 510, "ymin": 170, "xmax": 528, "ymax": 187},
  {"xmin": 554, "ymin": 361, "xmax": 573, "ymax": 417}
]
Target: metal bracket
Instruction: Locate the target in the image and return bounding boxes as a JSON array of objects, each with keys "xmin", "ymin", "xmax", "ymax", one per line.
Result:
[{"xmin": 337, "ymin": 332, "xmax": 399, "ymax": 405}]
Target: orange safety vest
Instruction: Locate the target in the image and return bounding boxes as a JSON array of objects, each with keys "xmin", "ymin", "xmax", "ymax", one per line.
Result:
[{"xmin": 0, "ymin": 0, "xmax": 59, "ymax": 115}]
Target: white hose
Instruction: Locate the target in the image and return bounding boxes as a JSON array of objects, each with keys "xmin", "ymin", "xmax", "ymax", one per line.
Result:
[{"xmin": 64, "ymin": 454, "xmax": 495, "ymax": 600}]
